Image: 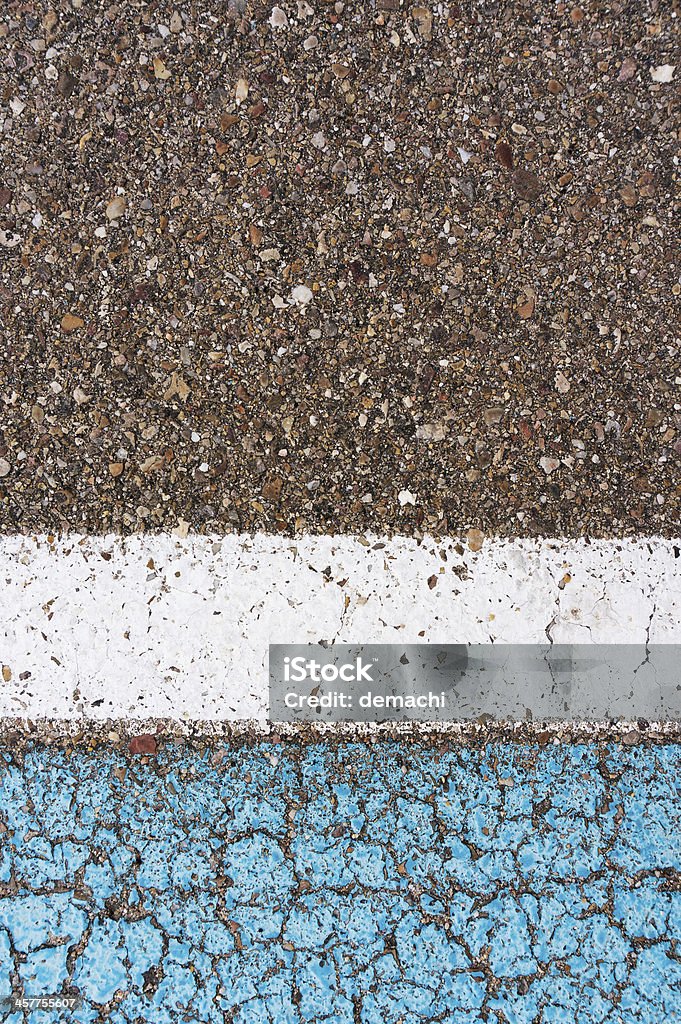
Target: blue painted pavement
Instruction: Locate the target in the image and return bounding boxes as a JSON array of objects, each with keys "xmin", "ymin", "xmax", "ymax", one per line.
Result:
[{"xmin": 0, "ymin": 741, "xmax": 680, "ymax": 1023}]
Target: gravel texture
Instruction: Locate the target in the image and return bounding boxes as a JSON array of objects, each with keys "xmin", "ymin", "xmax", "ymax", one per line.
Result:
[{"xmin": 0, "ymin": 0, "xmax": 679, "ymax": 537}]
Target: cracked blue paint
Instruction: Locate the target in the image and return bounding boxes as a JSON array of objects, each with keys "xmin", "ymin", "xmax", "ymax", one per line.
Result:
[{"xmin": 0, "ymin": 742, "xmax": 680, "ymax": 1022}]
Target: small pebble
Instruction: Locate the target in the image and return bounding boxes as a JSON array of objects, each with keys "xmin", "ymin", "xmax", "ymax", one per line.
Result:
[
  {"xmin": 61, "ymin": 314, "xmax": 84, "ymax": 333},
  {"xmin": 650, "ymin": 64, "xmax": 675, "ymax": 83},
  {"xmin": 105, "ymin": 196, "xmax": 126, "ymax": 221},
  {"xmin": 269, "ymin": 6, "xmax": 289, "ymax": 29},
  {"xmin": 291, "ymin": 285, "xmax": 313, "ymax": 306}
]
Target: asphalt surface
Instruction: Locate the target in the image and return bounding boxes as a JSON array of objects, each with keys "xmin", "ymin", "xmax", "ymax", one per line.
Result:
[
  {"xmin": 1, "ymin": 1, "xmax": 679, "ymax": 538},
  {"xmin": 1, "ymin": 740, "xmax": 680, "ymax": 1023}
]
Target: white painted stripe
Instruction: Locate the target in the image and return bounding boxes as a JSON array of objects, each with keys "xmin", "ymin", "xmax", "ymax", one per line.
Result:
[{"xmin": 0, "ymin": 534, "xmax": 679, "ymax": 722}]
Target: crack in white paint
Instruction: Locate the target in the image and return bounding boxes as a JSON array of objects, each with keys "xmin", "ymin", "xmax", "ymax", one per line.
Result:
[{"xmin": 0, "ymin": 534, "xmax": 679, "ymax": 722}]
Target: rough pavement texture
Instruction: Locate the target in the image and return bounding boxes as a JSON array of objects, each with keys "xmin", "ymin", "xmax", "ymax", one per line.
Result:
[
  {"xmin": 0, "ymin": 741, "xmax": 680, "ymax": 1022},
  {"xmin": 1, "ymin": 2, "xmax": 679, "ymax": 538}
]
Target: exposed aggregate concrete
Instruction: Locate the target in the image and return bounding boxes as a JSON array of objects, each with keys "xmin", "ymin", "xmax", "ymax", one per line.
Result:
[{"xmin": 1, "ymin": 1, "xmax": 679, "ymax": 538}]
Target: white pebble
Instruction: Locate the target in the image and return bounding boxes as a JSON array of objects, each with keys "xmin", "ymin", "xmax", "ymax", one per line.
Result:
[
  {"xmin": 235, "ymin": 78, "xmax": 249, "ymax": 105},
  {"xmin": 415, "ymin": 423, "xmax": 446, "ymax": 441},
  {"xmin": 540, "ymin": 457, "xmax": 560, "ymax": 475},
  {"xmin": 269, "ymin": 6, "xmax": 289, "ymax": 29},
  {"xmin": 105, "ymin": 196, "xmax": 126, "ymax": 221},
  {"xmin": 290, "ymin": 284, "xmax": 313, "ymax": 306},
  {"xmin": 555, "ymin": 370, "xmax": 570, "ymax": 394},
  {"xmin": 651, "ymin": 64, "xmax": 675, "ymax": 83},
  {"xmin": 72, "ymin": 387, "xmax": 90, "ymax": 405}
]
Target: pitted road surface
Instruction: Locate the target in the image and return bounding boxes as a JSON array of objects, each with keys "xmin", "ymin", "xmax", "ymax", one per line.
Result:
[{"xmin": 1, "ymin": 740, "xmax": 680, "ymax": 1023}]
